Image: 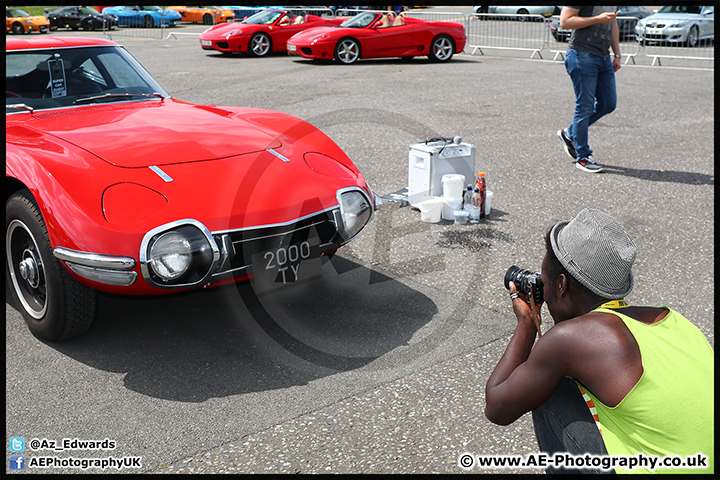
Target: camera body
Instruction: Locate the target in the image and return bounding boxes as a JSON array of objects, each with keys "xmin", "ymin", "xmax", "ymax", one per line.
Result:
[{"xmin": 504, "ymin": 265, "xmax": 543, "ymax": 305}]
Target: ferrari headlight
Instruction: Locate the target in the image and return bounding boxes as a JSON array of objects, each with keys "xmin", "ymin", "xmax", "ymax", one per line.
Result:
[
  {"xmin": 337, "ymin": 188, "xmax": 373, "ymax": 242},
  {"xmin": 140, "ymin": 220, "xmax": 220, "ymax": 288}
]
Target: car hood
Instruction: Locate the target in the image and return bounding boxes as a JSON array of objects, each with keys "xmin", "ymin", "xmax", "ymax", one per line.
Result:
[
  {"xmin": 27, "ymin": 99, "xmax": 282, "ymax": 167},
  {"xmin": 201, "ymin": 21, "xmax": 259, "ymax": 37},
  {"xmin": 288, "ymin": 26, "xmax": 344, "ymax": 42}
]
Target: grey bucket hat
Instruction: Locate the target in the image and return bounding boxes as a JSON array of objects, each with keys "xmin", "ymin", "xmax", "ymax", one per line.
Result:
[{"xmin": 550, "ymin": 208, "xmax": 636, "ymax": 299}]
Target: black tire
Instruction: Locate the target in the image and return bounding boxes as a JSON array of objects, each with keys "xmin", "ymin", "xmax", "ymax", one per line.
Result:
[
  {"xmin": 249, "ymin": 32, "xmax": 272, "ymax": 57},
  {"xmin": 334, "ymin": 37, "xmax": 360, "ymax": 64},
  {"xmin": 12, "ymin": 22, "xmax": 25, "ymax": 34},
  {"xmin": 143, "ymin": 15, "xmax": 154, "ymax": 28},
  {"xmin": 83, "ymin": 19, "xmax": 95, "ymax": 31},
  {"xmin": 428, "ymin": 34, "xmax": 454, "ymax": 62},
  {"xmin": 6, "ymin": 190, "xmax": 97, "ymax": 341},
  {"xmin": 517, "ymin": 8, "xmax": 529, "ymax": 21},
  {"xmin": 203, "ymin": 13, "xmax": 213, "ymax": 25}
]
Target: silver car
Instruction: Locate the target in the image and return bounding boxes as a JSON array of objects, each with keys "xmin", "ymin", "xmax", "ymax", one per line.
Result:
[
  {"xmin": 635, "ymin": 5, "xmax": 714, "ymax": 47},
  {"xmin": 473, "ymin": 5, "xmax": 558, "ymax": 19}
]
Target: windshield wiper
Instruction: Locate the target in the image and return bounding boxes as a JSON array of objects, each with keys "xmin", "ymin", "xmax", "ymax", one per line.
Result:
[
  {"xmin": 73, "ymin": 93, "xmax": 165, "ymax": 104},
  {"xmin": 6, "ymin": 103, "xmax": 35, "ymax": 113}
]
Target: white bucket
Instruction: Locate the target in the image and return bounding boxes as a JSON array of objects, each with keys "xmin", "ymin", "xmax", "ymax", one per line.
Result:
[
  {"xmin": 485, "ymin": 190, "xmax": 493, "ymax": 216},
  {"xmin": 443, "ymin": 199, "xmax": 462, "ymax": 221},
  {"xmin": 417, "ymin": 196, "xmax": 443, "ymax": 223},
  {"xmin": 441, "ymin": 174, "xmax": 465, "ymax": 202}
]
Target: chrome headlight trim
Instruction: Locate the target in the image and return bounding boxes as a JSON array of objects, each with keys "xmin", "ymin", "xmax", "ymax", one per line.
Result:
[
  {"xmin": 140, "ymin": 219, "xmax": 220, "ymax": 289},
  {"xmin": 335, "ymin": 187, "xmax": 374, "ymax": 244}
]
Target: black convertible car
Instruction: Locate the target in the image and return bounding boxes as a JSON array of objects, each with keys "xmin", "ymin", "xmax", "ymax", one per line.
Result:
[{"xmin": 44, "ymin": 6, "xmax": 117, "ymax": 31}]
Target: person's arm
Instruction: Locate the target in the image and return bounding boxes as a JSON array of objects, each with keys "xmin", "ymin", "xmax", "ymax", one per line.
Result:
[
  {"xmin": 611, "ymin": 17, "xmax": 621, "ymax": 71},
  {"xmin": 559, "ymin": 7, "xmax": 618, "ymax": 30},
  {"xmin": 485, "ymin": 284, "xmax": 571, "ymax": 425}
]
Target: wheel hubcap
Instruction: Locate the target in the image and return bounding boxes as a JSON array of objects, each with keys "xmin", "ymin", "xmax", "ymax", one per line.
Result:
[
  {"xmin": 253, "ymin": 36, "xmax": 269, "ymax": 55},
  {"xmin": 19, "ymin": 250, "xmax": 41, "ymax": 289},
  {"xmin": 434, "ymin": 38, "xmax": 452, "ymax": 60},
  {"xmin": 7, "ymin": 219, "xmax": 47, "ymax": 319},
  {"xmin": 338, "ymin": 41, "xmax": 358, "ymax": 63}
]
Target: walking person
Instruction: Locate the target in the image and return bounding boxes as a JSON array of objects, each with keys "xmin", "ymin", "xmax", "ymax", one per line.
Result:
[
  {"xmin": 557, "ymin": 6, "xmax": 622, "ymax": 173},
  {"xmin": 485, "ymin": 208, "xmax": 714, "ymax": 474}
]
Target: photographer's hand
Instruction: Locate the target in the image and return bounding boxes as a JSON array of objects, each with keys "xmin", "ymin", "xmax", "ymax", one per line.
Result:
[{"xmin": 509, "ymin": 281, "xmax": 541, "ymax": 334}]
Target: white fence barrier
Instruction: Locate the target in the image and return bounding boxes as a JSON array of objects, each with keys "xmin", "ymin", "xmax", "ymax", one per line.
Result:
[{"xmin": 99, "ymin": 8, "xmax": 714, "ymax": 67}]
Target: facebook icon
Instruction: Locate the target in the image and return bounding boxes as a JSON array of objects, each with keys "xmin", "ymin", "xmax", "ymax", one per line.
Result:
[{"xmin": 10, "ymin": 455, "xmax": 25, "ymax": 470}]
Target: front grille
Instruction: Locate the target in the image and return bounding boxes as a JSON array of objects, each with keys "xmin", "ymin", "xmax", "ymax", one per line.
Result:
[
  {"xmin": 302, "ymin": 47, "xmax": 312, "ymax": 55},
  {"xmin": 211, "ymin": 208, "xmax": 341, "ymax": 280},
  {"xmin": 217, "ymin": 42, "xmax": 229, "ymax": 49}
]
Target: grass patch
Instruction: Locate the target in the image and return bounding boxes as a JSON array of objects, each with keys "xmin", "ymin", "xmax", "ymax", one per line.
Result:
[{"xmin": 10, "ymin": 6, "xmax": 62, "ymax": 16}]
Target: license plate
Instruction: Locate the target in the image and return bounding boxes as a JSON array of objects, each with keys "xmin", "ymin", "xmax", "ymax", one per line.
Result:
[
  {"xmin": 251, "ymin": 236, "xmax": 322, "ymax": 293},
  {"xmin": 201, "ymin": 40, "xmax": 213, "ymax": 46},
  {"xmin": 287, "ymin": 44, "xmax": 296, "ymax": 51}
]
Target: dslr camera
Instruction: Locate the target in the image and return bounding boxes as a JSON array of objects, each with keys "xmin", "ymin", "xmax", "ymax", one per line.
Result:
[{"xmin": 504, "ymin": 266, "xmax": 543, "ymax": 305}]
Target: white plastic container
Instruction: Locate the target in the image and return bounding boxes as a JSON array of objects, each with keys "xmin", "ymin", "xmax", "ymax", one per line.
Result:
[
  {"xmin": 485, "ymin": 190, "xmax": 493, "ymax": 216},
  {"xmin": 441, "ymin": 174, "xmax": 464, "ymax": 221},
  {"xmin": 453, "ymin": 209, "xmax": 469, "ymax": 224},
  {"xmin": 441, "ymin": 174, "xmax": 465, "ymax": 201},
  {"xmin": 417, "ymin": 196, "xmax": 443, "ymax": 223}
]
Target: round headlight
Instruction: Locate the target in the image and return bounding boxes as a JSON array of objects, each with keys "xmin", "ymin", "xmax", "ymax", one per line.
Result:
[
  {"xmin": 338, "ymin": 189, "xmax": 372, "ymax": 242},
  {"xmin": 149, "ymin": 231, "xmax": 192, "ymax": 281},
  {"xmin": 141, "ymin": 221, "xmax": 219, "ymax": 287}
]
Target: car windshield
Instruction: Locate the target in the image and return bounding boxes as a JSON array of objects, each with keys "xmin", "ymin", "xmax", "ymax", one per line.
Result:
[
  {"xmin": 6, "ymin": 45, "xmax": 168, "ymax": 113},
  {"xmin": 657, "ymin": 5, "xmax": 703, "ymax": 15},
  {"xmin": 145, "ymin": 6, "xmax": 163, "ymax": 12},
  {"xmin": 80, "ymin": 7, "xmax": 101, "ymax": 15},
  {"xmin": 7, "ymin": 9, "xmax": 30, "ymax": 18},
  {"xmin": 339, "ymin": 11, "xmax": 380, "ymax": 28},
  {"xmin": 242, "ymin": 9, "xmax": 284, "ymax": 25}
]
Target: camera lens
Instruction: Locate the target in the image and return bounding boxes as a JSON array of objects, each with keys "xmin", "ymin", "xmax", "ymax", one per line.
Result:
[{"xmin": 503, "ymin": 265, "xmax": 543, "ymax": 304}]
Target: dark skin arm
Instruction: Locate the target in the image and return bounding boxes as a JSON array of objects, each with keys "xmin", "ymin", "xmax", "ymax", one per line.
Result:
[{"xmin": 485, "ymin": 282, "xmax": 646, "ymax": 426}]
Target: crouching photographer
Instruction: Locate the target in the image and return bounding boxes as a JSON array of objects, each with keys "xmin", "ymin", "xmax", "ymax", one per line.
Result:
[{"xmin": 484, "ymin": 208, "xmax": 714, "ymax": 474}]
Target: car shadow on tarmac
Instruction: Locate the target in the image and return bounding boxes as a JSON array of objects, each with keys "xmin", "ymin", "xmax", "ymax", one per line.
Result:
[{"xmin": 7, "ymin": 256, "xmax": 438, "ymax": 403}]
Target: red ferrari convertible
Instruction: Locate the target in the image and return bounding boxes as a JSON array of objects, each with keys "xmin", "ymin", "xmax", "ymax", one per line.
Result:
[
  {"xmin": 6, "ymin": 36, "xmax": 375, "ymax": 341},
  {"xmin": 200, "ymin": 9, "xmax": 344, "ymax": 57},
  {"xmin": 287, "ymin": 10, "xmax": 466, "ymax": 64}
]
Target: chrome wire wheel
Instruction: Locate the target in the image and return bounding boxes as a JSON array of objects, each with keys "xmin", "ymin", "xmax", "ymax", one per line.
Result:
[
  {"xmin": 335, "ymin": 38, "xmax": 360, "ymax": 64},
  {"xmin": 250, "ymin": 33, "xmax": 271, "ymax": 56},
  {"xmin": 7, "ymin": 219, "xmax": 48, "ymax": 319},
  {"xmin": 429, "ymin": 35, "xmax": 454, "ymax": 62}
]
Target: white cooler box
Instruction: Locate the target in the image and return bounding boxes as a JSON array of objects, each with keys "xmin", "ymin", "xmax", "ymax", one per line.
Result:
[{"xmin": 407, "ymin": 140, "xmax": 476, "ymax": 208}]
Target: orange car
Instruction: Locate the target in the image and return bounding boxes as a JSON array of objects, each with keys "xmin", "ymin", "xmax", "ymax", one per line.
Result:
[
  {"xmin": 167, "ymin": 6, "xmax": 234, "ymax": 25},
  {"xmin": 6, "ymin": 7, "xmax": 50, "ymax": 34}
]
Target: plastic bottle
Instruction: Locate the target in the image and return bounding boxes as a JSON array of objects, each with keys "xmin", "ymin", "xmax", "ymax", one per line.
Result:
[
  {"xmin": 477, "ymin": 172, "xmax": 486, "ymax": 219},
  {"xmin": 469, "ymin": 187, "xmax": 481, "ymax": 223},
  {"xmin": 463, "ymin": 185, "xmax": 473, "ymax": 211}
]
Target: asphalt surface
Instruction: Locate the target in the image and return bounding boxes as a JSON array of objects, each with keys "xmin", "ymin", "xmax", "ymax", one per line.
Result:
[{"xmin": 6, "ymin": 11, "xmax": 714, "ymax": 475}]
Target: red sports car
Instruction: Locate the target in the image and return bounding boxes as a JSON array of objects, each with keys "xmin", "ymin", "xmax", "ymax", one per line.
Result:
[
  {"xmin": 200, "ymin": 9, "xmax": 344, "ymax": 56},
  {"xmin": 6, "ymin": 36, "xmax": 376, "ymax": 341},
  {"xmin": 286, "ymin": 10, "xmax": 466, "ymax": 64}
]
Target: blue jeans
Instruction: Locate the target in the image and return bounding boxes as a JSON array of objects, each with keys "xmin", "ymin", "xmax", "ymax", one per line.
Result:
[
  {"xmin": 564, "ymin": 49, "xmax": 617, "ymax": 159},
  {"xmin": 532, "ymin": 377, "xmax": 615, "ymax": 474}
]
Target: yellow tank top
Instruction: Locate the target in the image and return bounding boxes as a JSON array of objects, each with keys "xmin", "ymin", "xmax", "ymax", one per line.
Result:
[{"xmin": 579, "ymin": 307, "xmax": 714, "ymax": 474}]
